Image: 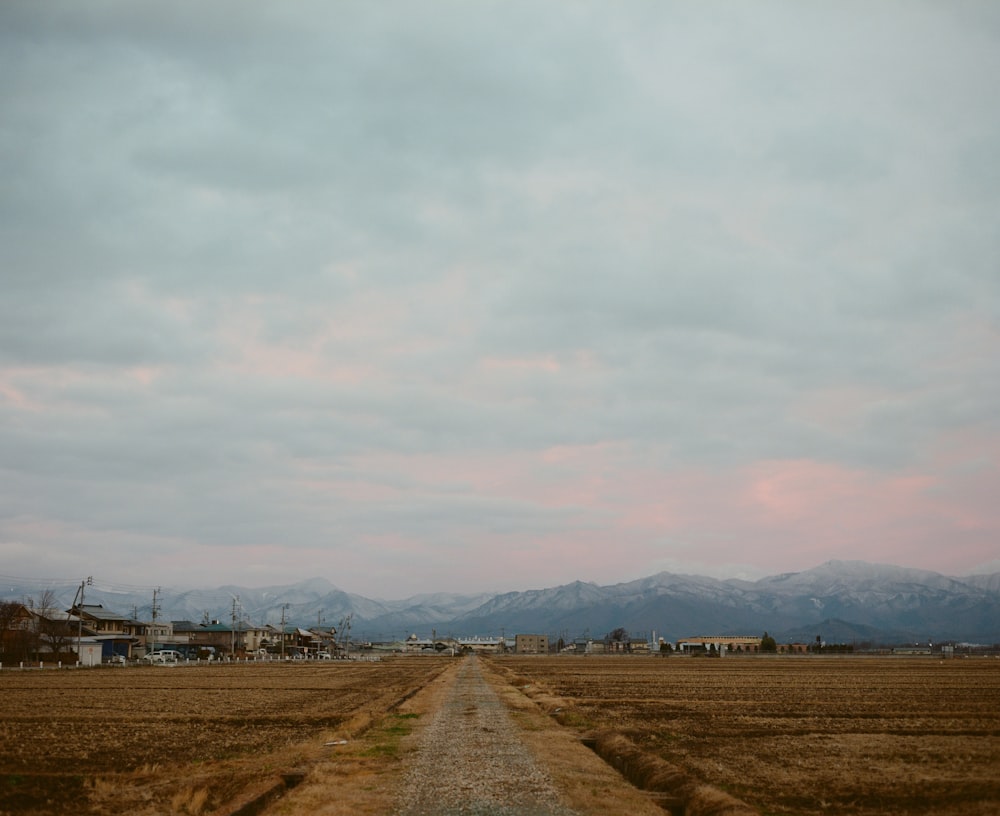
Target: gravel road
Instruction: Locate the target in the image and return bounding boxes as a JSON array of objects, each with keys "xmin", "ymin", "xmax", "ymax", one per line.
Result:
[{"xmin": 396, "ymin": 656, "xmax": 579, "ymax": 816}]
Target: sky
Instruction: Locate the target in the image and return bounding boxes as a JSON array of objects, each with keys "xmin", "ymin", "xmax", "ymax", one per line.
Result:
[{"xmin": 1, "ymin": 2, "xmax": 999, "ymax": 599}]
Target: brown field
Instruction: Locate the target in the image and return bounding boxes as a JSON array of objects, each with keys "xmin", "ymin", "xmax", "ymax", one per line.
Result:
[
  {"xmin": 489, "ymin": 654, "xmax": 1000, "ymax": 816},
  {"xmin": 5, "ymin": 654, "xmax": 1000, "ymax": 816},
  {"xmin": 0, "ymin": 658, "xmax": 452, "ymax": 815}
]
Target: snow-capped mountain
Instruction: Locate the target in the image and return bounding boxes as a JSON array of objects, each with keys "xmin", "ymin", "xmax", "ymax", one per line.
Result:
[{"xmin": 4, "ymin": 560, "xmax": 998, "ymax": 644}]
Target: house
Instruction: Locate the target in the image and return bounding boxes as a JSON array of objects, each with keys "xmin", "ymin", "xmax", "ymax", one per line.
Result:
[
  {"xmin": 0, "ymin": 603, "xmax": 83, "ymax": 662},
  {"xmin": 1, "ymin": 601, "xmax": 130, "ymax": 664},
  {"xmin": 172, "ymin": 619, "xmax": 260, "ymax": 656},
  {"xmin": 128, "ymin": 619, "xmax": 174, "ymax": 653},
  {"xmin": 0, "ymin": 602, "xmax": 40, "ymax": 661},
  {"xmin": 172, "ymin": 620, "xmax": 218, "ymax": 656},
  {"xmin": 69, "ymin": 604, "xmax": 138, "ymax": 661},
  {"xmin": 292, "ymin": 627, "xmax": 317, "ymax": 653},
  {"xmin": 456, "ymin": 636, "xmax": 505, "ymax": 654},
  {"xmin": 72, "ymin": 604, "xmax": 131, "ymax": 634},
  {"xmin": 514, "ymin": 634, "xmax": 548, "ymax": 654},
  {"xmin": 239, "ymin": 622, "xmax": 276, "ymax": 653}
]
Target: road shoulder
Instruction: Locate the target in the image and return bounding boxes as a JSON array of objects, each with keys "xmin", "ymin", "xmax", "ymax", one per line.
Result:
[
  {"xmin": 267, "ymin": 659, "xmax": 462, "ymax": 816},
  {"xmin": 479, "ymin": 658, "xmax": 664, "ymax": 816}
]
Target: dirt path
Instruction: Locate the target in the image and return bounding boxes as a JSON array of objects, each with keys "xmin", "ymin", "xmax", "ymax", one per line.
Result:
[
  {"xmin": 396, "ymin": 656, "xmax": 578, "ymax": 816},
  {"xmin": 269, "ymin": 656, "xmax": 664, "ymax": 816}
]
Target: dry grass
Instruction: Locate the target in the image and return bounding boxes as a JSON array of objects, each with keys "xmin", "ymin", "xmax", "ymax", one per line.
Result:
[
  {"xmin": 170, "ymin": 785, "xmax": 209, "ymax": 814},
  {"xmin": 0, "ymin": 658, "xmax": 453, "ymax": 815},
  {"xmin": 269, "ymin": 660, "xmax": 461, "ymax": 816},
  {"xmin": 478, "ymin": 660, "xmax": 666, "ymax": 816},
  {"xmin": 11, "ymin": 654, "xmax": 993, "ymax": 815},
  {"xmin": 490, "ymin": 655, "xmax": 1000, "ymax": 816}
]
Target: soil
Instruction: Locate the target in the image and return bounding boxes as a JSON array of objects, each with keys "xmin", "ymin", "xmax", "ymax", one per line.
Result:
[
  {"xmin": 5, "ymin": 654, "xmax": 997, "ymax": 816},
  {"xmin": 0, "ymin": 658, "xmax": 452, "ymax": 815},
  {"xmin": 231, "ymin": 656, "xmax": 667, "ymax": 816},
  {"xmin": 489, "ymin": 655, "xmax": 1000, "ymax": 816}
]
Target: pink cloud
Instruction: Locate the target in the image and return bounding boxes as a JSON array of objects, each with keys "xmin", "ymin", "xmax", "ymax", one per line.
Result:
[
  {"xmin": 0, "ymin": 366, "xmax": 93, "ymax": 413},
  {"xmin": 640, "ymin": 454, "xmax": 999, "ymax": 575},
  {"xmin": 480, "ymin": 355, "xmax": 561, "ymax": 374},
  {"xmin": 294, "ymin": 433, "xmax": 995, "ymax": 581}
]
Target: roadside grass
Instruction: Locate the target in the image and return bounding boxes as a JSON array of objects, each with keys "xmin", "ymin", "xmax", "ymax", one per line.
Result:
[
  {"xmin": 169, "ymin": 785, "xmax": 209, "ymax": 814},
  {"xmin": 479, "ymin": 659, "xmax": 665, "ymax": 816},
  {"xmin": 362, "ymin": 712, "xmax": 421, "ymax": 759},
  {"xmin": 270, "ymin": 662, "xmax": 462, "ymax": 816}
]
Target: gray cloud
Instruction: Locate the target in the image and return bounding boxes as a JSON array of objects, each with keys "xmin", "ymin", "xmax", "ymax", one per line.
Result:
[{"xmin": 2, "ymin": 1, "xmax": 998, "ymax": 594}]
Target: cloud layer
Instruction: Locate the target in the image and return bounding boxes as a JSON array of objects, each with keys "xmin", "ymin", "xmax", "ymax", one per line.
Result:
[{"xmin": 2, "ymin": 2, "xmax": 998, "ymax": 597}]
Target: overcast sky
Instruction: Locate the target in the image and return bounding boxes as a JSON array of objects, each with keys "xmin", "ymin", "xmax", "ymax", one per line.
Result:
[{"xmin": 2, "ymin": 2, "xmax": 998, "ymax": 599}]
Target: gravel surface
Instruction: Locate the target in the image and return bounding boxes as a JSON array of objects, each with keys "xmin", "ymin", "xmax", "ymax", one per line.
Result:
[{"xmin": 396, "ymin": 657, "xmax": 579, "ymax": 816}]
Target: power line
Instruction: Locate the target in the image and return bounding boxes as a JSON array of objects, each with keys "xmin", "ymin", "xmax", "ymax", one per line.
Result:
[
  {"xmin": 0, "ymin": 572, "xmax": 89, "ymax": 586},
  {"xmin": 0, "ymin": 573, "xmax": 161, "ymax": 593}
]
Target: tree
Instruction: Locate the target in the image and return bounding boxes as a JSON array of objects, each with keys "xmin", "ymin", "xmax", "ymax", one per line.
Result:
[
  {"xmin": 605, "ymin": 627, "xmax": 631, "ymax": 653},
  {"xmin": 35, "ymin": 590, "xmax": 75, "ymax": 662},
  {"xmin": 0, "ymin": 600, "xmax": 38, "ymax": 662},
  {"xmin": 760, "ymin": 632, "xmax": 778, "ymax": 653},
  {"xmin": 0, "ymin": 600, "xmax": 25, "ymax": 661}
]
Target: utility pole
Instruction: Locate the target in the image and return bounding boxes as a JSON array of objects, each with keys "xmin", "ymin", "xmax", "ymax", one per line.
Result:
[
  {"xmin": 72, "ymin": 576, "xmax": 92, "ymax": 665},
  {"xmin": 317, "ymin": 610, "xmax": 325, "ymax": 657},
  {"xmin": 81, "ymin": 576, "xmax": 92, "ymax": 660},
  {"xmin": 150, "ymin": 587, "xmax": 161, "ymax": 655},
  {"xmin": 231, "ymin": 596, "xmax": 239, "ymax": 657},
  {"xmin": 280, "ymin": 604, "xmax": 289, "ymax": 660}
]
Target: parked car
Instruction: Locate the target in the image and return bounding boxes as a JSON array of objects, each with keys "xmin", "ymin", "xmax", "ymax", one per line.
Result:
[
  {"xmin": 143, "ymin": 650, "xmax": 183, "ymax": 664},
  {"xmin": 316, "ymin": 652, "xmax": 332, "ymax": 660}
]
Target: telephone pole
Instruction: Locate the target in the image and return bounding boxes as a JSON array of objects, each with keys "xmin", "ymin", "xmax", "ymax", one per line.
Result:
[
  {"xmin": 73, "ymin": 576, "xmax": 92, "ymax": 664},
  {"xmin": 150, "ymin": 587, "xmax": 161, "ymax": 654},
  {"xmin": 231, "ymin": 596, "xmax": 239, "ymax": 657},
  {"xmin": 280, "ymin": 604, "xmax": 289, "ymax": 660},
  {"xmin": 317, "ymin": 610, "xmax": 325, "ymax": 657},
  {"xmin": 342, "ymin": 614, "xmax": 352, "ymax": 659}
]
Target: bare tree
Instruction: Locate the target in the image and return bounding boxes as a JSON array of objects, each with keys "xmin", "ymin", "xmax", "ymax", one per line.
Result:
[
  {"xmin": 0, "ymin": 600, "xmax": 23, "ymax": 661},
  {"xmin": 0, "ymin": 600, "xmax": 33, "ymax": 662},
  {"xmin": 33, "ymin": 590, "xmax": 75, "ymax": 663}
]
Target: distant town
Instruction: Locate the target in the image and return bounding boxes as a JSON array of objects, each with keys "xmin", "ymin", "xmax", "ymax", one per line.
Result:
[{"xmin": 0, "ymin": 597, "xmax": 969, "ymax": 667}]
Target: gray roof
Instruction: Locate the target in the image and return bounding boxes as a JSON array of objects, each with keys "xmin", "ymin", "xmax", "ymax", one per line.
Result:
[{"xmin": 76, "ymin": 604, "xmax": 129, "ymax": 621}]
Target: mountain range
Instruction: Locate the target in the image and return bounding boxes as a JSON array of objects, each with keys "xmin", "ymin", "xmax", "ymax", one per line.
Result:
[{"xmin": 3, "ymin": 560, "xmax": 999, "ymax": 645}]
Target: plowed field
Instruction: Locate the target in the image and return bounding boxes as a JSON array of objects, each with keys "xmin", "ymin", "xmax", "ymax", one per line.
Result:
[
  {"xmin": 490, "ymin": 655, "xmax": 1000, "ymax": 816},
  {"xmin": 0, "ymin": 658, "xmax": 451, "ymax": 815}
]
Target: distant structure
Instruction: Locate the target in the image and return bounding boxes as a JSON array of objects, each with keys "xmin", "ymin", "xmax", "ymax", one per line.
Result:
[
  {"xmin": 676, "ymin": 635, "xmax": 762, "ymax": 654},
  {"xmin": 514, "ymin": 634, "xmax": 548, "ymax": 654}
]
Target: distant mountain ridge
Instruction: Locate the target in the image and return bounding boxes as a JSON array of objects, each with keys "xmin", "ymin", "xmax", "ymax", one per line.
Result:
[{"xmin": 3, "ymin": 560, "xmax": 998, "ymax": 644}]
